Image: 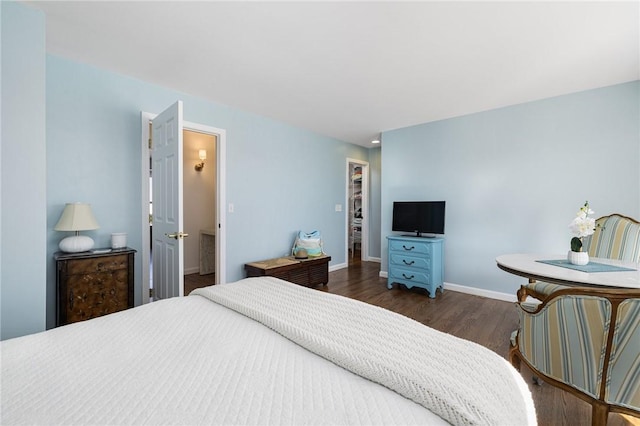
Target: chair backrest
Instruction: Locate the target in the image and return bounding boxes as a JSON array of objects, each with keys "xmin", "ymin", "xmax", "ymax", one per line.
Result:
[
  {"xmin": 516, "ymin": 294, "xmax": 611, "ymax": 398},
  {"xmin": 583, "ymin": 214, "xmax": 640, "ymax": 262},
  {"xmin": 515, "ymin": 288, "xmax": 640, "ymax": 413},
  {"xmin": 605, "ymin": 298, "xmax": 640, "ymax": 409}
]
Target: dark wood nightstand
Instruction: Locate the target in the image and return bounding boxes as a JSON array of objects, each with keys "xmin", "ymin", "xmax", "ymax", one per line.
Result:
[{"xmin": 55, "ymin": 248, "xmax": 136, "ymax": 326}]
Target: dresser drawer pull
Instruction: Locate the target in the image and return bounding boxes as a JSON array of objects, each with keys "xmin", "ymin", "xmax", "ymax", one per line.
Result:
[
  {"xmin": 402, "ymin": 273, "xmax": 415, "ymax": 280},
  {"xmin": 402, "ymin": 245, "xmax": 415, "ymax": 251},
  {"xmin": 69, "ymin": 290, "xmax": 74, "ymax": 309},
  {"xmin": 402, "ymin": 260, "xmax": 415, "ymax": 266}
]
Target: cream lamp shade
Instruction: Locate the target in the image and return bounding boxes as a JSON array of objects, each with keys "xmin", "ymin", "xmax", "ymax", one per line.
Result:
[{"xmin": 54, "ymin": 203, "xmax": 100, "ymax": 253}]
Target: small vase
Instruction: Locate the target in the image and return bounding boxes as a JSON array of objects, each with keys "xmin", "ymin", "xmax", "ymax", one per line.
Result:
[{"xmin": 568, "ymin": 250, "xmax": 589, "ymax": 266}]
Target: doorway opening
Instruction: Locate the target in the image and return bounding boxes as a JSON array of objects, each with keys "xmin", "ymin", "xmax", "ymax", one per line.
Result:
[
  {"xmin": 141, "ymin": 112, "xmax": 227, "ymax": 304},
  {"xmin": 181, "ymin": 130, "xmax": 217, "ymax": 295},
  {"xmin": 346, "ymin": 159, "xmax": 369, "ymax": 265}
]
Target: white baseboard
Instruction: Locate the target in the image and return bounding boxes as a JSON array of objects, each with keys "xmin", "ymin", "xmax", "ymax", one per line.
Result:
[
  {"xmin": 443, "ymin": 282, "xmax": 516, "ymax": 302},
  {"xmin": 329, "ymin": 262, "xmax": 348, "ymax": 272},
  {"xmin": 378, "ymin": 271, "xmax": 515, "ymax": 302},
  {"xmin": 185, "ymin": 266, "xmax": 200, "ymax": 275},
  {"xmin": 331, "ymin": 259, "xmax": 382, "ymax": 272}
]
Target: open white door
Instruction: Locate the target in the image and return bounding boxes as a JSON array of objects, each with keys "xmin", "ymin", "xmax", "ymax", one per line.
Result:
[{"xmin": 152, "ymin": 101, "xmax": 185, "ymax": 299}]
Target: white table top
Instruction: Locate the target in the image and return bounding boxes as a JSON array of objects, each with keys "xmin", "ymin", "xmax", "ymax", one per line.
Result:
[{"xmin": 496, "ymin": 253, "xmax": 640, "ymax": 290}]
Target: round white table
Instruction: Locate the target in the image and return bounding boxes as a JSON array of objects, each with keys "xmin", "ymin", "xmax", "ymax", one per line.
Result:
[{"xmin": 496, "ymin": 253, "xmax": 640, "ymax": 290}]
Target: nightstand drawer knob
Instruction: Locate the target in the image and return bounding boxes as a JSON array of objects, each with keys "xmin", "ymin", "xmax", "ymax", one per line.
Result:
[
  {"xmin": 403, "ymin": 260, "xmax": 415, "ymax": 266},
  {"xmin": 402, "ymin": 273, "xmax": 415, "ymax": 280},
  {"xmin": 402, "ymin": 245, "xmax": 415, "ymax": 251}
]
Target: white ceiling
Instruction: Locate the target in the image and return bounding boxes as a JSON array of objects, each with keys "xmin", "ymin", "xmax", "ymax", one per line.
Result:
[{"xmin": 25, "ymin": 1, "xmax": 640, "ymax": 147}]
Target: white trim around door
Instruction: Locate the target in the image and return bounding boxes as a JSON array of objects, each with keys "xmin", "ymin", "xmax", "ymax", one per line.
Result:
[
  {"xmin": 140, "ymin": 111, "xmax": 227, "ymax": 304},
  {"xmin": 345, "ymin": 158, "xmax": 369, "ymax": 262}
]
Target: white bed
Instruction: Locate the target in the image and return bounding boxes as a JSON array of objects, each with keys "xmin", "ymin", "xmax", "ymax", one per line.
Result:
[{"xmin": 1, "ymin": 277, "xmax": 536, "ymax": 425}]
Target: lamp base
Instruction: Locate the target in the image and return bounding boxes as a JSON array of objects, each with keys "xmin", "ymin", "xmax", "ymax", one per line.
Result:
[{"xmin": 59, "ymin": 235, "xmax": 94, "ymax": 253}]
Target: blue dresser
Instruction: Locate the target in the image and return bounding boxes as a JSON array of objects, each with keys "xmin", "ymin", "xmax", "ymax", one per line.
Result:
[{"xmin": 387, "ymin": 236, "xmax": 444, "ymax": 298}]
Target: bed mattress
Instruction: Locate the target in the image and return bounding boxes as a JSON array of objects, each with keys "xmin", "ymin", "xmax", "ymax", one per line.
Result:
[{"xmin": 1, "ymin": 277, "xmax": 535, "ymax": 425}]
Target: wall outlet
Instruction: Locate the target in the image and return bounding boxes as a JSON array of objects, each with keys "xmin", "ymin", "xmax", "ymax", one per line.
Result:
[{"xmin": 228, "ymin": 203, "xmax": 234, "ymax": 213}]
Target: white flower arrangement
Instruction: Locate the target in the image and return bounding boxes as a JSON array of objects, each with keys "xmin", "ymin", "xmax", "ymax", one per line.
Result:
[{"xmin": 568, "ymin": 201, "xmax": 596, "ymax": 252}]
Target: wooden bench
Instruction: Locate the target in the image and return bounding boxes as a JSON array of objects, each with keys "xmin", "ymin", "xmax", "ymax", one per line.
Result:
[{"xmin": 244, "ymin": 255, "xmax": 331, "ymax": 288}]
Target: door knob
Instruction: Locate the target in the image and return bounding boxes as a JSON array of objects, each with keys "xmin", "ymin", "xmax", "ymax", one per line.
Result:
[{"xmin": 165, "ymin": 232, "xmax": 189, "ymax": 240}]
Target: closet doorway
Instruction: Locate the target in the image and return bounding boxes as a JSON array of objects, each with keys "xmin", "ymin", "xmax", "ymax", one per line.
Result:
[{"xmin": 346, "ymin": 159, "xmax": 369, "ymax": 264}]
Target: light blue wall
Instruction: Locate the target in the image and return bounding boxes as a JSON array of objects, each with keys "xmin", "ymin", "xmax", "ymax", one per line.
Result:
[
  {"xmin": 45, "ymin": 55, "xmax": 369, "ymax": 329},
  {"xmin": 1, "ymin": 1, "xmax": 47, "ymax": 340},
  {"xmin": 5, "ymin": 0, "xmax": 637, "ymax": 337},
  {"xmin": 382, "ymin": 81, "xmax": 640, "ymax": 295}
]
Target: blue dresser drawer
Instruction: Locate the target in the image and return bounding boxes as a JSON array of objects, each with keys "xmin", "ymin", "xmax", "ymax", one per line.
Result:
[
  {"xmin": 389, "ymin": 239, "xmax": 432, "ymax": 255},
  {"xmin": 388, "ymin": 266, "xmax": 431, "ymax": 285},
  {"xmin": 389, "ymin": 252, "xmax": 431, "ymax": 270},
  {"xmin": 387, "ymin": 236, "xmax": 444, "ymax": 298}
]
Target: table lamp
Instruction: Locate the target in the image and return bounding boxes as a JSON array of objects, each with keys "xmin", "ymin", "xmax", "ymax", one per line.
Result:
[{"xmin": 54, "ymin": 202, "xmax": 100, "ymax": 252}]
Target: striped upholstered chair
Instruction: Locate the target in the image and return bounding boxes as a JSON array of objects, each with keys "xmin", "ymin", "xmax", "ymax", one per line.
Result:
[{"xmin": 510, "ymin": 214, "xmax": 640, "ymax": 425}]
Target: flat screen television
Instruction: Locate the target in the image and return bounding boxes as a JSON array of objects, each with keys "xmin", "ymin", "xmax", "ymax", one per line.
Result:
[{"xmin": 392, "ymin": 201, "xmax": 446, "ymax": 237}]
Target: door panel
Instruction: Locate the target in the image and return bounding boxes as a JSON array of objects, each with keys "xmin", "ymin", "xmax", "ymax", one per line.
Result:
[{"xmin": 152, "ymin": 101, "xmax": 184, "ymax": 300}]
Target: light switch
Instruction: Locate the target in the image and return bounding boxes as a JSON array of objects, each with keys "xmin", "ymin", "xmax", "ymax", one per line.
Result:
[
  {"xmin": 335, "ymin": 204, "xmax": 342, "ymax": 212},
  {"xmin": 228, "ymin": 203, "xmax": 234, "ymax": 213}
]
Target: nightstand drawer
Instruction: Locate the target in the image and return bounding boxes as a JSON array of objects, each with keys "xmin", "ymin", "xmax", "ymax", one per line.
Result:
[
  {"xmin": 64, "ymin": 269, "xmax": 130, "ymax": 323},
  {"xmin": 65, "ymin": 254, "xmax": 129, "ymax": 275}
]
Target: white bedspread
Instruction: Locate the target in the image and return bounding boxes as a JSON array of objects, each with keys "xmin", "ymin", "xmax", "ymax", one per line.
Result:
[
  {"xmin": 193, "ymin": 277, "xmax": 536, "ymax": 426},
  {"xmin": 1, "ymin": 277, "xmax": 535, "ymax": 425},
  {"xmin": 2, "ymin": 280, "xmax": 446, "ymax": 425}
]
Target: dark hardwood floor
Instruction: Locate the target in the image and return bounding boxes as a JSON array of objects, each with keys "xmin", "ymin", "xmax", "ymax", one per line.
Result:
[
  {"xmin": 184, "ymin": 272, "xmax": 215, "ymax": 296},
  {"xmin": 185, "ymin": 259, "xmax": 639, "ymax": 426}
]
